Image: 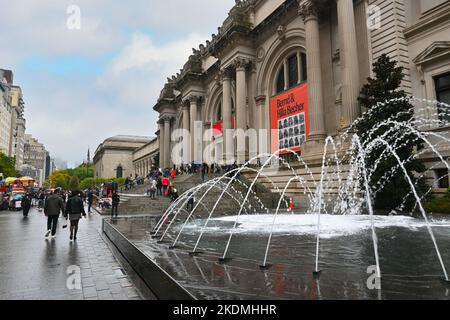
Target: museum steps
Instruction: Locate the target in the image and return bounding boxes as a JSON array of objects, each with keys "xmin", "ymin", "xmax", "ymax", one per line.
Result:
[
  {"xmin": 105, "ymin": 172, "xmax": 282, "ymax": 216},
  {"xmin": 242, "ymin": 162, "xmax": 352, "ymax": 211}
]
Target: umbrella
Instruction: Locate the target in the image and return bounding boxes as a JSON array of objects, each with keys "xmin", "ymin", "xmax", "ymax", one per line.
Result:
[
  {"xmin": 5, "ymin": 177, "xmax": 19, "ymax": 185},
  {"xmin": 20, "ymin": 177, "xmax": 35, "ymax": 182}
]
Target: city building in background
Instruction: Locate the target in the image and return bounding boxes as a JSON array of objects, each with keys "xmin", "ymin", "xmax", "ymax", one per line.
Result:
[
  {"xmin": 23, "ymin": 134, "xmax": 48, "ymax": 185},
  {"xmin": 1, "ymin": 69, "xmax": 27, "ymax": 171},
  {"xmin": 9, "ymin": 85, "xmax": 26, "ymax": 170},
  {"xmin": 0, "ymin": 70, "xmax": 13, "ymax": 156},
  {"xmin": 93, "ymin": 135, "xmax": 158, "ymax": 179}
]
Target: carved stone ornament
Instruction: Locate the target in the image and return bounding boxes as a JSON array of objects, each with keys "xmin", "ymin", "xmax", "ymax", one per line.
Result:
[
  {"xmin": 233, "ymin": 57, "xmax": 249, "ymax": 71},
  {"xmin": 277, "ymin": 25, "xmax": 286, "ymax": 40},
  {"xmin": 297, "ymin": 0, "xmax": 319, "ymax": 21}
]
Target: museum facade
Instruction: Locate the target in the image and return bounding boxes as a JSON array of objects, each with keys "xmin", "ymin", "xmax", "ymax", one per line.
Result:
[{"xmin": 153, "ymin": 0, "xmax": 450, "ymax": 186}]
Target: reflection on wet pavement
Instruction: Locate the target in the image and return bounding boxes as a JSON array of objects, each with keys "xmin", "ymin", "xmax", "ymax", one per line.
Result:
[
  {"xmin": 111, "ymin": 215, "xmax": 450, "ymax": 300},
  {"xmin": 0, "ymin": 208, "xmax": 146, "ymax": 300}
]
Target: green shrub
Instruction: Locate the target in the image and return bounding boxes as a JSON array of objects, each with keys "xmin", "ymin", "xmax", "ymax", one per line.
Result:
[{"xmin": 424, "ymin": 197, "xmax": 450, "ymax": 214}]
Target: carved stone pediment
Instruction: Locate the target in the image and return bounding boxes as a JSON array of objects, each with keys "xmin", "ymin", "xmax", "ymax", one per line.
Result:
[{"xmin": 413, "ymin": 41, "xmax": 450, "ymax": 66}]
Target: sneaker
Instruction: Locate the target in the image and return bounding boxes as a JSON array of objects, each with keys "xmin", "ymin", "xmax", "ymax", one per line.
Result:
[
  {"xmin": 70, "ymin": 234, "xmax": 73, "ymax": 241},
  {"xmin": 73, "ymin": 236, "xmax": 77, "ymax": 241},
  {"xmin": 51, "ymin": 235, "xmax": 56, "ymax": 239},
  {"xmin": 45, "ymin": 230, "xmax": 51, "ymax": 237}
]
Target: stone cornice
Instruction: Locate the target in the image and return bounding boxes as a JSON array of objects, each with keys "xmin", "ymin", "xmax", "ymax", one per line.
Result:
[{"xmin": 404, "ymin": 6, "xmax": 450, "ymax": 42}]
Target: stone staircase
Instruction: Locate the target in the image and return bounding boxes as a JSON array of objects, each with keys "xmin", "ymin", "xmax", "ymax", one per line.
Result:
[
  {"xmin": 98, "ymin": 172, "xmax": 283, "ymax": 216},
  {"xmin": 241, "ymin": 160, "xmax": 352, "ymax": 211}
]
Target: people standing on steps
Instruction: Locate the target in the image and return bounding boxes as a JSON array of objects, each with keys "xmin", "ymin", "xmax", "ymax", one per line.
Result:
[
  {"xmin": 150, "ymin": 179, "xmax": 157, "ymax": 199},
  {"xmin": 64, "ymin": 191, "xmax": 86, "ymax": 241},
  {"xmin": 111, "ymin": 191, "xmax": 120, "ymax": 218},
  {"xmin": 162, "ymin": 176, "xmax": 169, "ymax": 196},
  {"xmin": 156, "ymin": 176, "xmax": 163, "ymax": 196},
  {"xmin": 44, "ymin": 188, "xmax": 65, "ymax": 239}
]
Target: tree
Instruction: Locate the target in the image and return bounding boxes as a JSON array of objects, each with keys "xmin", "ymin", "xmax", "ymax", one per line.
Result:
[
  {"xmin": 49, "ymin": 170, "xmax": 71, "ymax": 189},
  {"xmin": 0, "ymin": 152, "xmax": 17, "ymax": 178},
  {"xmin": 355, "ymin": 54, "xmax": 428, "ymax": 211},
  {"xmin": 69, "ymin": 176, "xmax": 80, "ymax": 191}
]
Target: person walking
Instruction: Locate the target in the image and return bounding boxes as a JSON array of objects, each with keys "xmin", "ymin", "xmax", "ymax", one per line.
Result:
[
  {"xmin": 111, "ymin": 191, "xmax": 120, "ymax": 218},
  {"xmin": 64, "ymin": 191, "xmax": 86, "ymax": 241},
  {"xmin": 187, "ymin": 192, "xmax": 195, "ymax": 212},
  {"xmin": 201, "ymin": 163, "xmax": 207, "ymax": 182},
  {"xmin": 44, "ymin": 189, "xmax": 65, "ymax": 239},
  {"xmin": 87, "ymin": 188, "xmax": 94, "ymax": 214},
  {"xmin": 22, "ymin": 194, "xmax": 31, "ymax": 217}
]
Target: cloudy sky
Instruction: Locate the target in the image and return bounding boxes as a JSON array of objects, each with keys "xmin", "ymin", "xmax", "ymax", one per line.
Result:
[{"xmin": 0, "ymin": 0, "xmax": 234, "ymax": 167}]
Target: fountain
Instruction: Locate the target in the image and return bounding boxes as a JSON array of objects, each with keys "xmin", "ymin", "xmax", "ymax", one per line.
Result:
[{"xmin": 105, "ymin": 98, "xmax": 450, "ymax": 299}]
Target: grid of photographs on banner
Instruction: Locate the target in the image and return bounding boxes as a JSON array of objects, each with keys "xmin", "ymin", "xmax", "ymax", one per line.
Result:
[{"xmin": 278, "ymin": 112, "xmax": 306, "ymax": 150}]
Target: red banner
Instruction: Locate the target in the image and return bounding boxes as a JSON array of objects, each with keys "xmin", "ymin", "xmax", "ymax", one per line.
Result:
[
  {"xmin": 270, "ymin": 84, "xmax": 309, "ymax": 154},
  {"xmin": 212, "ymin": 115, "xmax": 235, "ymax": 136}
]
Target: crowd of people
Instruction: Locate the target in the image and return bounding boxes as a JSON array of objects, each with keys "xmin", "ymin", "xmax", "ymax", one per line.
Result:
[{"xmin": 0, "ymin": 183, "xmax": 123, "ymax": 241}]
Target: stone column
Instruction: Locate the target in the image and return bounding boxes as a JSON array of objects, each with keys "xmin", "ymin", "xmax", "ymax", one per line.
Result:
[
  {"xmin": 299, "ymin": 0, "xmax": 326, "ymax": 142},
  {"xmin": 234, "ymin": 58, "xmax": 248, "ymax": 164},
  {"xmin": 222, "ymin": 69, "xmax": 233, "ymax": 164},
  {"xmin": 336, "ymin": 0, "xmax": 360, "ymax": 128},
  {"xmin": 189, "ymin": 96, "xmax": 198, "ymax": 163},
  {"xmin": 158, "ymin": 121, "xmax": 164, "ymax": 169},
  {"xmin": 182, "ymin": 104, "xmax": 190, "ymax": 164},
  {"xmin": 163, "ymin": 116, "xmax": 171, "ymax": 169}
]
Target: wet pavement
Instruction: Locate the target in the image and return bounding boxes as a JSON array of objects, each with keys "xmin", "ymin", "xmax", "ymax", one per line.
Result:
[
  {"xmin": 0, "ymin": 207, "xmax": 155, "ymax": 300},
  {"xmin": 112, "ymin": 215, "xmax": 450, "ymax": 300}
]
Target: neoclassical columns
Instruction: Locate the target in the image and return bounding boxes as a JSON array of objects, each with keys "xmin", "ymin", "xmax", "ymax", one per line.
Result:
[
  {"xmin": 158, "ymin": 121, "xmax": 164, "ymax": 169},
  {"xmin": 182, "ymin": 104, "xmax": 190, "ymax": 163},
  {"xmin": 189, "ymin": 96, "xmax": 199, "ymax": 163},
  {"xmin": 299, "ymin": 0, "xmax": 326, "ymax": 142},
  {"xmin": 234, "ymin": 58, "xmax": 249, "ymax": 164},
  {"xmin": 336, "ymin": 0, "xmax": 360, "ymax": 128},
  {"xmin": 221, "ymin": 69, "xmax": 233, "ymax": 163},
  {"xmin": 163, "ymin": 116, "xmax": 172, "ymax": 169}
]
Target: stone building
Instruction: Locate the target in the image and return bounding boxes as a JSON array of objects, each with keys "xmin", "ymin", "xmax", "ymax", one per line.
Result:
[
  {"xmin": 10, "ymin": 85, "xmax": 26, "ymax": 170},
  {"xmin": 23, "ymin": 134, "xmax": 48, "ymax": 185},
  {"xmin": 0, "ymin": 69, "xmax": 27, "ymax": 170},
  {"xmin": 0, "ymin": 71, "xmax": 13, "ymax": 155},
  {"xmin": 153, "ymin": 0, "xmax": 450, "ymax": 188},
  {"xmin": 132, "ymin": 138, "xmax": 160, "ymax": 177},
  {"xmin": 93, "ymin": 135, "xmax": 158, "ymax": 179}
]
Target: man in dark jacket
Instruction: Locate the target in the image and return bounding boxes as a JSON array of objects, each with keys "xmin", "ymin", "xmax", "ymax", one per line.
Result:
[
  {"xmin": 111, "ymin": 191, "xmax": 120, "ymax": 218},
  {"xmin": 22, "ymin": 194, "xmax": 32, "ymax": 217},
  {"xmin": 87, "ymin": 188, "xmax": 94, "ymax": 214},
  {"xmin": 44, "ymin": 189, "xmax": 65, "ymax": 239}
]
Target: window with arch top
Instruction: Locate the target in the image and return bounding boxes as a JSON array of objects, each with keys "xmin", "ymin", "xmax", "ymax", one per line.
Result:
[{"xmin": 275, "ymin": 51, "xmax": 307, "ymax": 94}]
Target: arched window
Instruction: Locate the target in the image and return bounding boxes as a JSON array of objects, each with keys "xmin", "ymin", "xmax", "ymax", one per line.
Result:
[
  {"xmin": 275, "ymin": 51, "xmax": 307, "ymax": 94},
  {"xmin": 116, "ymin": 165, "xmax": 123, "ymax": 178},
  {"xmin": 276, "ymin": 68, "xmax": 285, "ymax": 94}
]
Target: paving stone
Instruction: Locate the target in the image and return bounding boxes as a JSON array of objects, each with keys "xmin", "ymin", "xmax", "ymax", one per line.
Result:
[{"xmin": 0, "ymin": 208, "xmax": 144, "ymax": 300}]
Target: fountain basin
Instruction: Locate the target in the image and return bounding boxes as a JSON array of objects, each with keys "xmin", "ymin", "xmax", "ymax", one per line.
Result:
[{"xmin": 105, "ymin": 214, "xmax": 450, "ymax": 300}]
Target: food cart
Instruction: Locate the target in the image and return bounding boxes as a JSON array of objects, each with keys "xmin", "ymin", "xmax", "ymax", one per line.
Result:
[{"xmin": 20, "ymin": 177, "xmax": 35, "ymax": 188}]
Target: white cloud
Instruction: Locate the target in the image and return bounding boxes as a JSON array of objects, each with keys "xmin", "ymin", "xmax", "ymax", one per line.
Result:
[
  {"xmin": 97, "ymin": 32, "xmax": 207, "ymax": 107},
  {"xmin": 1, "ymin": 0, "xmax": 234, "ymax": 166}
]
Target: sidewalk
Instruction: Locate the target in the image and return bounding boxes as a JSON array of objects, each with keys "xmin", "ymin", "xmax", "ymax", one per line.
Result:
[{"xmin": 0, "ymin": 207, "xmax": 155, "ymax": 300}]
